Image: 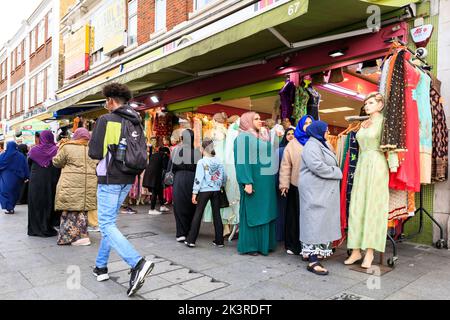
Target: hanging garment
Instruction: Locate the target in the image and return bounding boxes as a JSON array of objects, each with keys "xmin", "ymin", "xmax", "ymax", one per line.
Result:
[
  {"xmin": 379, "ymin": 57, "xmax": 392, "ymax": 97},
  {"xmin": 388, "ymin": 189, "xmax": 408, "ymax": 221},
  {"xmin": 347, "ymin": 114, "xmax": 389, "ymax": 253},
  {"xmin": 416, "ymin": 69, "xmax": 433, "ymax": 184},
  {"xmin": 407, "ymin": 191, "xmax": 416, "ymax": 216},
  {"xmin": 154, "ymin": 113, "xmax": 173, "ymax": 137},
  {"xmin": 306, "ymin": 86, "xmax": 321, "ymax": 120},
  {"xmin": 279, "ymin": 81, "xmax": 296, "ymax": 121},
  {"xmin": 346, "ymin": 131, "xmax": 359, "ymax": 219},
  {"xmin": 430, "ymin": 76, "xmax": 449, "ymax": 182},
  {"xmin": 193, "ymin": 117, "xmax": 203, "ymax": 149},
  {"xmin": 388, "ymin": 52, "xmax": 421, "ymax": 192},
  {"xmin": 338, "ymin": 150, "xmax": 350, "ymax": 246},
  {"xmin": 380, "ymin": 50, "xmax": 407, "ymax": 152},
  {"xmin": 293, "ymin": 85, "xmax": 309, "ymax": 125}
]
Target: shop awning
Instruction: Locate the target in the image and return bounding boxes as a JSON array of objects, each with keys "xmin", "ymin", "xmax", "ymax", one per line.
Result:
[{"xmin": 48, "ymin": 0, "xmax": 416, "ymax": 113}]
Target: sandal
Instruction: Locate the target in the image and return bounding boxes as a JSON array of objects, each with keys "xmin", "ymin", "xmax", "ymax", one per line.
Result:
[
  {"xmin": 302, "ymin": 255, "xmax": 324, "ymax": 262},
  {"xmin": 307, "ymin": 262, "xmax": 329, "ymax": 276}
]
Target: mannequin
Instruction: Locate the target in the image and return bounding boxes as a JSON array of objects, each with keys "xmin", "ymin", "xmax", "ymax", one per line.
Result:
[{"xmin": 345, "ymin": 92, "xmax": 389, "ymax": 269}]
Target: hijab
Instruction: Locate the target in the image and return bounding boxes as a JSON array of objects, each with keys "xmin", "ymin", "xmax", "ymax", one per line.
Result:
[
  {"xmin": 306, "ymin": 120, "xmax": 329, "ymax": 149},
  {"xmin": 0, "ymin": 141, "xmax": 28, "ymax": 178},
  {"xmin": 0, "ymin": 141, "xmax": 20, "ymax": 167},
  {"xmin": 172, "ymin": 129, "xmax": 201, "ymax": 165},
  {"xmin": 294, "ymin": 115, "xmax": 314, "ymax": 146},
  {"xmin": 280, "ymin": 128, "xmax": 294, "ymax": 148},
  {"xmin": 28, "ymin": 130, "xmax": 58, "ymax": 168},
  {"xmin": 239, "ymin": 112, "xmax": 269, "ymax": 141},
  {"xmin": 72, "ymin": 128, "xmax": 91, "ymax": 141}
]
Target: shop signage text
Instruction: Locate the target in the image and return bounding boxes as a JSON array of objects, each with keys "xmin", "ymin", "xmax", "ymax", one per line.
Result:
[
  {"xmin": 411, "ymin": 24, "xmax": 433, "ymax": 48},
  {"xmin": 23, "ymin": 106, "xmax": 48, "ymax": 120},
  {"xmin": 64, "ymin": 25, "xmax": 90, "ymax": 79}
]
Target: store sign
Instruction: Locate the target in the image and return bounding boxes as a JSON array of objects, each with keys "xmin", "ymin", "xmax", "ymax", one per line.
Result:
[
  {"xmin": 64, "ymin": 25, "xmax": 90, "ymax": 79},
  {"xmin": 90, "ymin": 0, "xmax": 127, "ymax": 55},
  {"xmin": 411, "ymin": 24, "xmax": 433, "ymax": 48},
  {"xmin": 23, "ymin": 106, "xmax": 48, "ymax": 120}
]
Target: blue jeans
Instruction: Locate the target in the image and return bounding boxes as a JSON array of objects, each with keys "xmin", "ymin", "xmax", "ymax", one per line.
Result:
[{"xmin": 95, "ymin": 184, "xmax": 141, "ymax": 269}]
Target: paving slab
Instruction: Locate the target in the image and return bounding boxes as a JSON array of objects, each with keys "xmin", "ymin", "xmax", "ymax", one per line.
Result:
[{"xmin": 141, "ymin": 285, "xmax": 197, "ymax": 300}]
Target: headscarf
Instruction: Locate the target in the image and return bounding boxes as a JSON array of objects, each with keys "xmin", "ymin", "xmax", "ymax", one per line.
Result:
[
  {"xmin": 305, "ymin": 120, "xmax": 329, "ymax": 149},
  {"xmin": 0, "ymin": 141, "xmax": 28, "ymax": 178},
  {"xmin": 72, "ymin": 128, "xmax": 91, "ymax": 141},
  {"xmin": 28, "ymin": 130, "xmax": 58, "ymax": 168},
  {"xmin": 213, "ymin": 112, "xmax": 228, "ymax": 124},
  {"xmin": 17, "ymin": 144, "xmax": 28, "ymax": 157},
  {"xmin": 280, "ymin": 128, "xmax": 294, "ymax": 148},
  {"xmin": 239, "ymin": 112, "xmax": 269, "ymax": 141},
  {"xmin": 172, "ymin": 129, "xmax": 201, "ymax": 165},
  {"xmin": 294, "ymin": 115, "xmax": 314, "ymax": 146}
]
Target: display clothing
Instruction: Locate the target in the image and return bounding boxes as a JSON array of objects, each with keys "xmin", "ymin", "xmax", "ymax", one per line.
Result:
[
  {"xmin": 305, "ymin": 86, "xmax": 321, "ymax": 120},
  {"xmin": 234, "ymin": 131, "xmax": 277, "ymax": 255},
  {"xmin": 416, "ymin": 69, "xmax": 433, "ymax": 184},
  {"xmin": 293, "ymin": 85, "xmax": 309, "ymax": 125},
  {"xmin": 279, "ymin": 81, "xmax": 296, "ymax": 121},
  {"xmin": 388, "ymin": 52, "xmax": 421, "ymax": 192},
  {"xmin": 347, "ymin": 114, "xmax": 389, "ymax": 252}
]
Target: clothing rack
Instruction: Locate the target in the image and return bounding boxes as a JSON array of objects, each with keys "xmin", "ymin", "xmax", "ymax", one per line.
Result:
[{"xmin": 385, "ymin": 38, "xmax": 432, "ymax": 71}]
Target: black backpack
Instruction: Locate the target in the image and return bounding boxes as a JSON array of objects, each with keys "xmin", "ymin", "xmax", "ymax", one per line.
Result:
[{"xmin": 113, "ymin": 116, "xmax": 148, "ymax": 175}]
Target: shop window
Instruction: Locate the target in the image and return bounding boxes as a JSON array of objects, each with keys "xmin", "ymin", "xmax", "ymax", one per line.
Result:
[
  {"xmin": 194, "ymin": 0, "xmax": 215, "ymax": 11},
  {"xmin": 155, "ymin": 0, "xmax": 166, "ymax": 32},
  {"xmin": 128, "ymin": 0, "xmax": 138, "ymax": 46}
]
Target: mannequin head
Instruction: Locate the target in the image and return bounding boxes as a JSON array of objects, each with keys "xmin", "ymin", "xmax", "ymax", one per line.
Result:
[
  {"xmin": 265, "ymin": 119, "xmax": 276, "ymax": 130},
  {"xmin": 363, "ymin": 92, "xmax": 384, "ymax": 116}
]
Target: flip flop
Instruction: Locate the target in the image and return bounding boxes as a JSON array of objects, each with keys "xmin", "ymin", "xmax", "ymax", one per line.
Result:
[{"xmin": 307, "ymin": 262, "xmax": 329, "ymax": 276}]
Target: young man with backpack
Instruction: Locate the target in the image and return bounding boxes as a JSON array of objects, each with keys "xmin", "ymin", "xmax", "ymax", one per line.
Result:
[{"xmin": 88, "ymin": 83, "xmax": 154, "ymax": 297}]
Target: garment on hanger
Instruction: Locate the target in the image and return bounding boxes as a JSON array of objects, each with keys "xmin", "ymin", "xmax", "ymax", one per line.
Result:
[
  {"xmin": 293, "ymin": 85, "xmax": 309, "ymax": 125},
  {"xmin": 346, "ymin": 131, "xmax": 359, "ymax": 219},
  {"xmin": 306, "ymin": 86, "xmax": 321, "ymax": 120},
  {"xmin": 416, "ymin": 68, "xmax": 433, "ymax": 184},
  {"xmin": 389, "ymin": 51, "xmax": 421, "ymax": 192},
  {"xmin": 388, "ymin": 189, "xmax": 408, "ymax": 222},
  {"xmin": 430, "ymin": 76, "xmax": 449, "ymax": 182},
  {"xmin": 279, "ymin": 80, "xmax": 296, "ymax": 121},
  {"xmin": 154, "ymin": 113, "xmax": 173, "ymax": 137},
  {"xmin": 380, "ymin": 50, "xmax": 407, "ymax": 152}
]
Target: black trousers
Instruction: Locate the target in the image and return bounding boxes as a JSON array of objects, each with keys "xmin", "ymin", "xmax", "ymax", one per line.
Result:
[
  {"xmin": 149, "ymin": 187, "xmax": 164, "ymax": 210},
  {"xmin": 186, "ymin": 191, "xmax": 223, "ymax": 245},
  {"xmin": 173, "ymin": 171, "xmax": 196, "ymax": 238},
  {"xmin": 285, "ymin": 185, "xmax": 301, "ymax": 254}
]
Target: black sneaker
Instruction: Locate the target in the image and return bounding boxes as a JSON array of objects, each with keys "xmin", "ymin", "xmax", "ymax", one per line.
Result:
[
  {"xmin": 127, "ymin": 258, "xmax": 155, "ymax": 297},
  {"xmin": 212, "ymin": 241, "xmax": 224, "ymax": 248},
  {"xmin": 93, "ymin": 267, "xmax": 109, "ymax": 282}
]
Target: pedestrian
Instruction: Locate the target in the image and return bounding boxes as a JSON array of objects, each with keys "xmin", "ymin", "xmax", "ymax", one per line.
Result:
[
  {"xmin": 27, "ymin": 130, "xmax": 61, "ymax": 237},
  {"xmin": 88, "ymin": 83, "xmax": 154, "ymax": 297},
  {"xmin": 143, "ymin": 145, "xmax": 170, "ymax": 215},
  {"xmin": 185, "ymin": 138, "xmax": 226, "ymax": 248},
  {"xmin": 0, "ymin": 141, "xmax": 29, "ymax": 214},
  {"xmin": 299, "ymin": 121, "xmax": 342, "ymax": 276},
  {"xmin": 279, "ymin": 115, "xmax": 314, "ymax": 257},
  {"xmin": 16, "ymin": 144, "xmax": 30, "ymax": 205},
  {"xmin": 275, "ymin": 127, "xmax": 295, "ymax": 244},
  {"xmin": 171, "ymin": 129, "xmax": 202, "ymax": 243},
  {"xmin": 234, "ymin": 112, "xmax": 277, "ymax": 256},
  {"xmin": 53, "ymin": 128, "xmax": 98, "ymax": 246}
]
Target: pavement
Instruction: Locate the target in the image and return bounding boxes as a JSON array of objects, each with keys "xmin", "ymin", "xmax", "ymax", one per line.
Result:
[{"xmin": 1, "ymin": 204, "xmax": 450, "ymax": 300}]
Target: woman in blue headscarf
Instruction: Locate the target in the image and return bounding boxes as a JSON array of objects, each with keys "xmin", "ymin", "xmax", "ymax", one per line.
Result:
[
  {"xmin": 278, "ymin": 115, "xmax": 313, "ymax": 256},
  {"xmin": 0, "ymin": 141, "xmax": 30, "ymax": 214},
  {"xmin": 299, "ymin": 121, "xmax": 342, "ymax": 276}
]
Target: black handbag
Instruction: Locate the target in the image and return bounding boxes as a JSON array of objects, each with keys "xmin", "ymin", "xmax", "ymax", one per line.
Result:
[
  {"xmin": 163, "ymin": 161, "xmax": 174, "ymax": 186},
  {"xmin": 219, "ymin": 188, "xmax": 230, "ymax": 208}
]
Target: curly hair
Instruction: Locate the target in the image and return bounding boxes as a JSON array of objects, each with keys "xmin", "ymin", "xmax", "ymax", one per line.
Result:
[{"xmin": 102, "ymin": 83, "xmax": 132, "ymax": 103}]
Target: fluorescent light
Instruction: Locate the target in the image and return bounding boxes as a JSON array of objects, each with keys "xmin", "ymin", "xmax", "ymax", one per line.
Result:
[
  {"xmin": 329, "ymin": 49, "xmax": 345, "ymax": 58},
  {"xmin": 333, "ymin": 107, "xmax": 354, "ymax": 112},
  {"xmin": 150, "ymin": 96, "xmax": 160, "ymax": 103},
  {"xmin": 322, "ymin": 84, "xmax": 358, "ymax": 96},
  {"xmin": 319, "ymin": 109, "xmax": 336, "ymax": 113}
]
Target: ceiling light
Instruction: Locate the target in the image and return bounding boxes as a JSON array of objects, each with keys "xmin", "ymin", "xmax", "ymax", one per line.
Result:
[
  {"xmin": 319, "ymin": 109, "xmax": 336, "ymax": 113},
  {"xmin": 333, "ymin": 107, "xmax": 354, "ymax": 112},
  {"xmin": 328, "ymin": 49, "xmax": 346, "ymax": 58},
  {"xmin": 277, "ymin": 57, "xmax": 291, "ymax": 70},
  {"xmin": 150, "ymin": 96, "xmax": 160, "ymax": 104}
]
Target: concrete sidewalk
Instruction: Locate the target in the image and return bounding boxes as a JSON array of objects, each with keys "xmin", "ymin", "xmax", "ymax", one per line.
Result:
[{"xmin": 1, "ymin": 204, "xmax": 450, "ymax": 300}]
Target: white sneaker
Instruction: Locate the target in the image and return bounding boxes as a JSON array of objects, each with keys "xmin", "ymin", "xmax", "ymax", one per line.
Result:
[
  {"xmin": 159, "ymin": 206, "xmax": 170, "ymax": 212},
  {"xmin": 148, "ymin": 209, "xmax": 162, "ymax": 215},
  {"xmin": 88, "ymin": 226, "xmax": 100, "ymax": 233},
  {"xmin": 176, "ymin": 236, "xmax": 186, "ymax": 242},
  {"xmin": 286, "ymin": 249, "xmax": 294, "ymax": 255},
  {"xmin": 71, "ymin": 238, "xmax": 91, "ymax": 246}
]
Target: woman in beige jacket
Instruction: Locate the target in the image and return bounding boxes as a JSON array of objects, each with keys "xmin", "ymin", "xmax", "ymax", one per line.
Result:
[
  {"xmin": 53, "ymin": 128, "xmax": 98, "ymax": 246},
  {"xmin": 279, "ymin": 115, "xmax": 313, "ymax": 256}
]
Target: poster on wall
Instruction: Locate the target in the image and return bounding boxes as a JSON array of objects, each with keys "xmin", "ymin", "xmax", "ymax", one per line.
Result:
[
  {"xmin": 64, "ymin": 25, "xmax": 90, "ymax": 79},
  {"xmin": 90, "ymin": 0, "xmax": 127, "ymax": 55}
]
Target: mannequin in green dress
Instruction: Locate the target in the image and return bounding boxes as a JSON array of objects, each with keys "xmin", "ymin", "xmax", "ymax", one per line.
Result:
[{"xmin": 345, "ymin": 92, "xmax": 390, "ymax": 269}]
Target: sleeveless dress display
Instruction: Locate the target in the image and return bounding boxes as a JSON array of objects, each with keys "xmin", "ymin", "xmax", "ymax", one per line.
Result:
[{"xmin": 347, "ymin": 114, "xmax": 389, "ymax": 253}]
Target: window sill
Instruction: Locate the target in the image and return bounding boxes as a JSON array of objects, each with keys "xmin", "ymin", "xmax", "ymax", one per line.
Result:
[
  {"xmin": 150, "ymin": 28, "xmax": 167, "ymax": 40},
  {"xmin": 124, "ymin": 42, "xmax": 138, "ymax": 53},
  {"xmin": 189, "ymin": 0, "xmax": 226, "ymax": 20}
]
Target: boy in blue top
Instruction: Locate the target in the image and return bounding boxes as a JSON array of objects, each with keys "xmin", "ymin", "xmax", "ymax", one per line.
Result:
[{"xmin": 186, "ymin": 138, "xmax": 226, "ymax": 248}]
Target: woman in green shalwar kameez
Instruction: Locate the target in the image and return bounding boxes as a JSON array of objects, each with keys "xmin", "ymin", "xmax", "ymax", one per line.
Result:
[{"xmin": 234, "ymin": 112, "xmax": 277, "ymax": 256}]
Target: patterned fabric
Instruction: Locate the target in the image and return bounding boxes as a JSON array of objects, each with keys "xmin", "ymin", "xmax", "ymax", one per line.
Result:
[
  {"xmin": 388, "ymin": 189, "xmax": 408, "ymax": 220},
  {"xmin": 346, "ymin": 131, "xmax": 359, "ymax": 218},
  {"xmin": 279, "ymin": 81, "xmax": 296, "ymax": 120},
  {"xmin": 347, "ymin": 114, "xmax": 389, "ymax": 253},
  {"xmin": 430, "ymin": 80, "xmax": 449, "ymax": 182},
  {"xmin": 301, "ymin": 242, "xmax": 333, "ymax": 258},
  {"xmin": 293, "ymin": 86, "xmax": 309, "ymax": 125},
  {"xmin": 381, "ymin": 50, "xmax": 406, "ymax": 152},
  {"xmin": 57, "ymin": 211, "xmax": 88, "ymax": 245}
]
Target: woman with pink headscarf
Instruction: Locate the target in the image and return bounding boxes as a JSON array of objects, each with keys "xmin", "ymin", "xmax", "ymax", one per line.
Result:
[
  {"xmin": 52, "ymin": 128, "xmax": 98, "ymax": 246},
  {"xmin": 233, "ymin": 112, "xmax": 277, "ymax": 256}
]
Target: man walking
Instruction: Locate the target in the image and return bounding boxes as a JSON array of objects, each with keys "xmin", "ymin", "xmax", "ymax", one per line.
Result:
[{"xmin": 89, "ymin": 83, "xmax": 154, "ymax": 297}]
